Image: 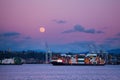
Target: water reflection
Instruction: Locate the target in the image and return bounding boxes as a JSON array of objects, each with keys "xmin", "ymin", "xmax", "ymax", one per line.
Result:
[{"xmin": 0, "ymin": 64, "xmax": 120, "ymax": 80}]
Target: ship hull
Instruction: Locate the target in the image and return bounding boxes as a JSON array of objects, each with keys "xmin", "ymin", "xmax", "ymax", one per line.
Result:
[{"xmin": 51, "ymin": 62, "xmax": 105, "ymax": 66}]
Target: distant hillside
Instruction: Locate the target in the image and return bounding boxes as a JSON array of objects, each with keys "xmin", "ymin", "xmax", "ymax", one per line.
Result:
[{"xmin": 108, "ymin": 49, "xmax": 120, "ymax": 53}]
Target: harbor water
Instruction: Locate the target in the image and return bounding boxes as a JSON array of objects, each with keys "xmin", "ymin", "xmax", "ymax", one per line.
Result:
[{"xmin": 0, "ymin": 64, "xmax": 120, "ymax": 80}]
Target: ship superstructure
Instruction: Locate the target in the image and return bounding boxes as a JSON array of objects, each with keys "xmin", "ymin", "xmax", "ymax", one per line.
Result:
[{"xmin": 51, "ymin": 53, "xmax": 105, "ymax": 66}]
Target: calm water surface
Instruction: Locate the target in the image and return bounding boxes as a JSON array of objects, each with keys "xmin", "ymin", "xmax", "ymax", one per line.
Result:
[{"xmin": 0, "ymin": 64, "xmax": 120, "ymax": 80}]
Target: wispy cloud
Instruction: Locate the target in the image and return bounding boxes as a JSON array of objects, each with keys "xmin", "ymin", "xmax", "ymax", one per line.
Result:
[
  {"xmin": 67, "ymin": 41, "xmax": 95, "ymax": 46},
  {"xmin": 0, "ymin": 32, "xmax": 21, "ymax": 37},
  {"xmin": 117, "ymin": 33, "xmax": 120, "ymax": 36},
  {"xmin": 53, "ymin": 19, "xmax": 67, "ymax": 24},
  {"xmin": 0, "ymin": 32, "xmax": 32, "ymax": 50},
  {"xmin": 105, "ymin": 33, "xmax": 120, "ymax": 43},
  {"xmin": 101, "ymin": 37, "xmax": 120, "ymax": 50},
  {"xmin": 107, "ymin": 38, "xmax": 120, "ymax": 41},
  {"xmin": 62, "ymin": 24, "xmax": 104, "ymax": 34},
  {"xmin": 0, "ymin": 32, "xmax": 32, "ymax": 41},
  {"xmin": 106, "ymin": 37, "xmax": 120, "ymax": 43},
  {"xmin": 24, "ymin": 36, "xmax": 31, "ymax": 40}
]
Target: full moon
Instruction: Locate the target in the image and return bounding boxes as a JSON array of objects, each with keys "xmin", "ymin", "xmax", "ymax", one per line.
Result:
[{"xmin": 40, "ymin": 27, "xmax": 45, "ymax": 33}]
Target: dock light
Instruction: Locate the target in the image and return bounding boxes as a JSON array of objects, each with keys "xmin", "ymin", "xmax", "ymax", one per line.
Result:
[{"xmin": 57, "ymin": 59, "xmax": 63, "ymax": 62}]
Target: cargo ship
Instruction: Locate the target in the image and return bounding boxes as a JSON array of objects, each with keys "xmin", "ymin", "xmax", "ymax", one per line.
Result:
[{"xmin": 51, "ymin": 53, "xmax": 105, "ymax": 66}]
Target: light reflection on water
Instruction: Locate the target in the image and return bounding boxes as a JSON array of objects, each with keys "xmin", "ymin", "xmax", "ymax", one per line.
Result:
[{"xmin": 0, "ymin": 64, "xmax": 120, "ymax": 80}]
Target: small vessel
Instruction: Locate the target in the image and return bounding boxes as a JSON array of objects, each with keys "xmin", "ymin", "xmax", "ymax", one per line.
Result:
[
  {"xmin": 51, "ymin": 53, "xmax": 105, "ymax": 66},
  {"xmin": 0, "ymin": 57, "xmax": 23, "ymax": 65}
]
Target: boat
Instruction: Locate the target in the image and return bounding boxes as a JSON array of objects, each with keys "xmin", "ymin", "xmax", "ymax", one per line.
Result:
[
  {"xmin": 0, "ymin": 57, "xmax": 23, "ymax": 65},
  {"xmin": 51, "ymin": 53, "xmax": 105, "ymax": 66}
]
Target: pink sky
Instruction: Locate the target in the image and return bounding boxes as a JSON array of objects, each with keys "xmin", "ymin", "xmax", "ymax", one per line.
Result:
[{"xmin": 0, "ymin": 0, "xmax": 120, "ymax": 52}]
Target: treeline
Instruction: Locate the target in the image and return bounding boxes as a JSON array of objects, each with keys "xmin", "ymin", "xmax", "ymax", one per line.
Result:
[
  {"xmin": 0, "ymin": 50, "xmax": 73, "ymax": 60},
  {"xmin": 0, "ymin": 50, "xmax": 46, "ymax": 63},
  {"xmin": 0, "ymin": 51, "xmax": 44, "ymax": 59}
]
